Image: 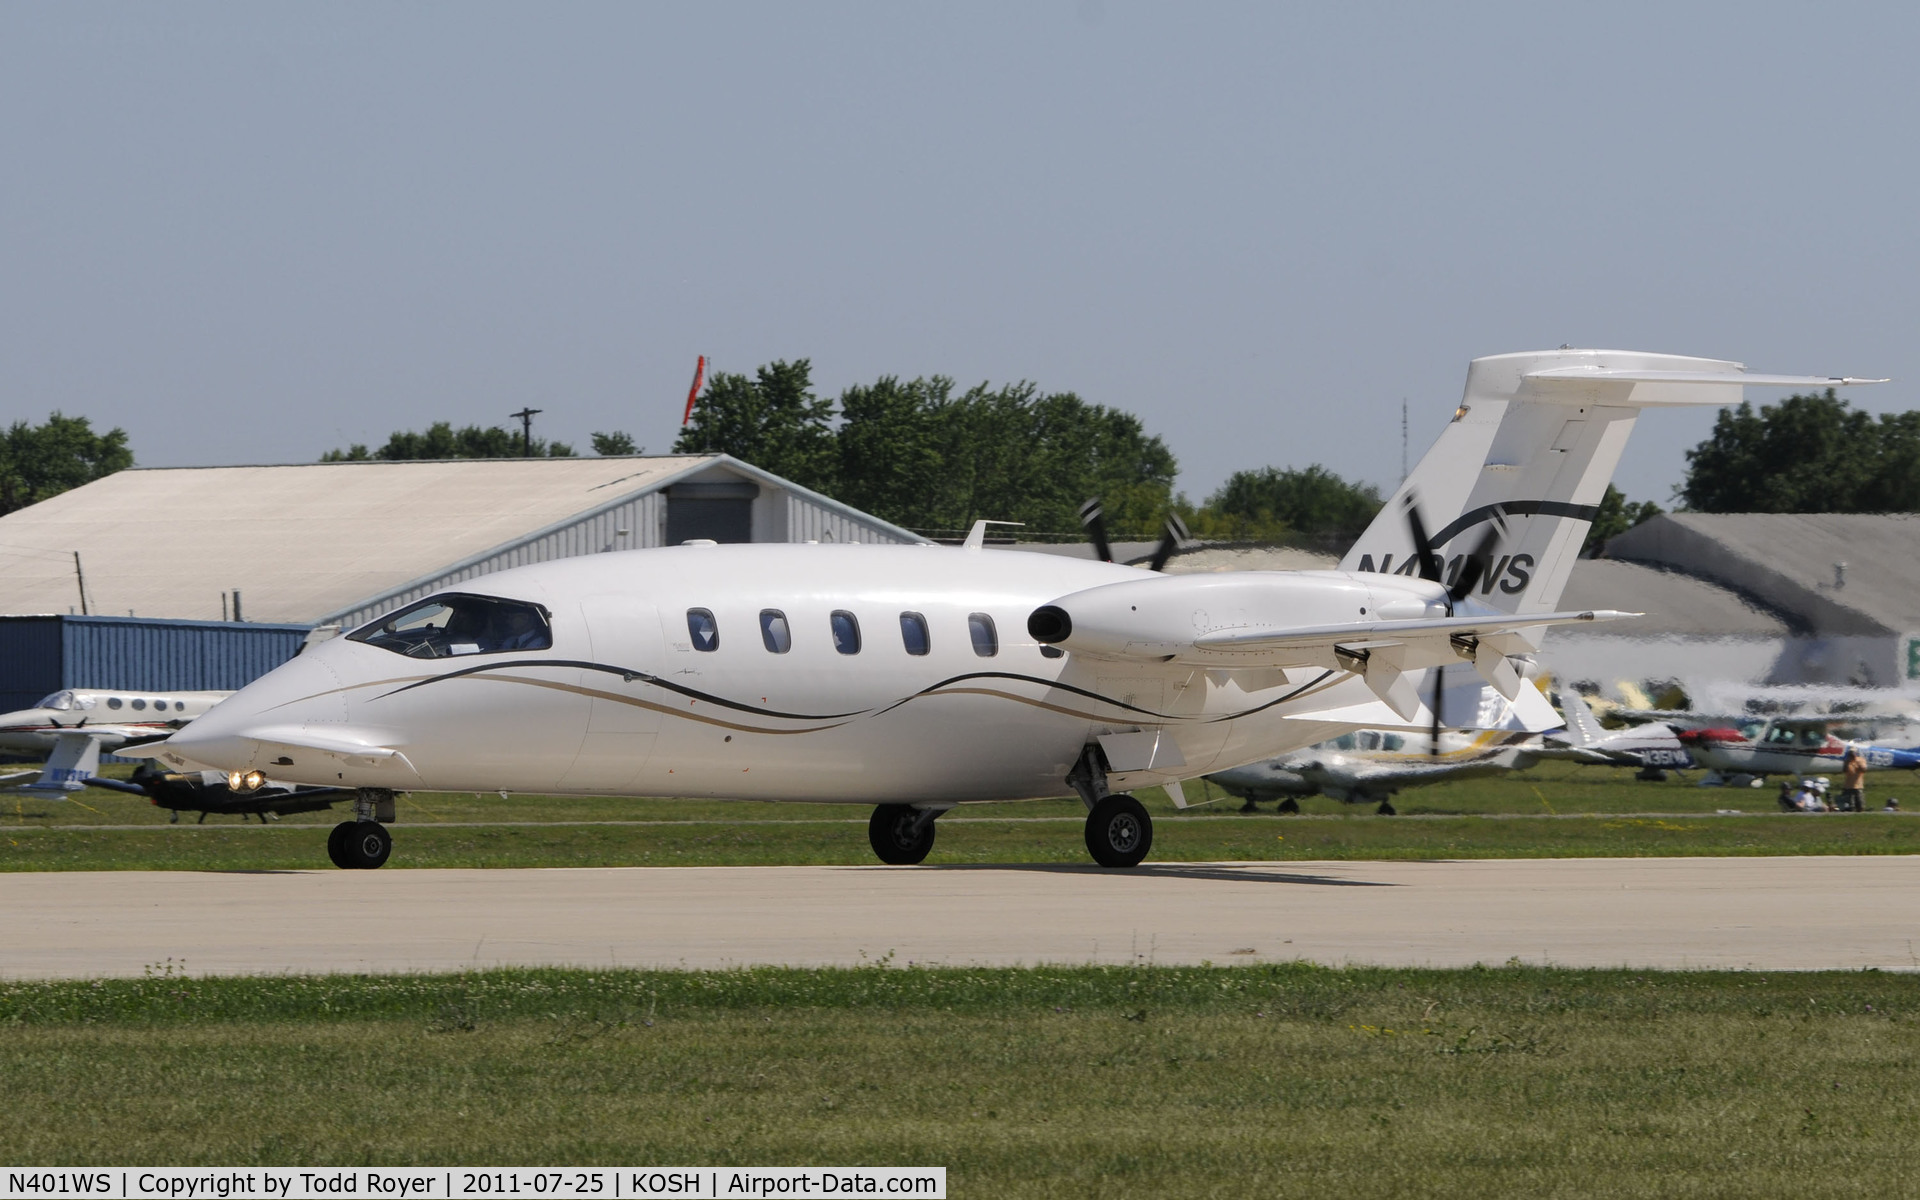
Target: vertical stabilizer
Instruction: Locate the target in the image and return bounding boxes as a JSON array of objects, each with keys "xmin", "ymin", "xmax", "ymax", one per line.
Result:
[
  {"xmin": 1340, "ymin": 349, "xmax": 1881, "ymax": 619},
  {"xmin": 22, "ymin": 731, "xmax": 105, "ymax": 794},
  {"xmin": 1559, "ymin": 688, "xmax": 1608, "ymax": 749}
]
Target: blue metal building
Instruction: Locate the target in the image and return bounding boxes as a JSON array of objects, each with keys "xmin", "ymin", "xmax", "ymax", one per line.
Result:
[{"xmin": 0, "ymin": 615, "xmax": 309, "ymax": 712}]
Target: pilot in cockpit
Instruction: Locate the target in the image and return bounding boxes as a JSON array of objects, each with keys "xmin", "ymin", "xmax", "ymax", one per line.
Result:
[{"xmin": 492, "ymin": 607, "xmax": 546, "ymax": 651}]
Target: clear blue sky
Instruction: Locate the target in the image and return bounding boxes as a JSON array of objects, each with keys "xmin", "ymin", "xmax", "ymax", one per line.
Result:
[{"xmin": 3, "ymin": 3, "xmax": 1913, "ymax": 508}]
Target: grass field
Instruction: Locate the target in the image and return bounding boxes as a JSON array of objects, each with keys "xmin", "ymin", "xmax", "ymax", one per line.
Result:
[
  {"xmin": 3, "ymin": 761, "xmax": 1917, "ymax": 870},
  {"xmin": 3, "ymin": 964, "xmax": 1917, "ymax": 1196}
]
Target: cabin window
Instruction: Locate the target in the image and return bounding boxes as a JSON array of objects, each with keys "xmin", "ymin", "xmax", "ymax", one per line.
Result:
[
  {"xmin": 831, "ymin": 610, "xmax": 862, "ymax": 655},
  {"xmin": 132, "ymin": 699, "xmax": 147, "ymax": 710},
  {"xmin": 968, "ymin": 613, "xmax": 999, "ymax": 657},
  {"xmin": 349, "ymin": 593, "xmax": 555, "ymax": 658},
  {"xmin": 1357, "ymin": 731, "xmax": 1380, "ymax": 750},
  {"xmin": 760, "ymin": 609, "xmax": 792, "ymax": 654},
  {"xmin": 687, "ymin": 608, "xmax": 720, "ymax": 652},
  {"xmin": 899, "ymin": 612, "xmax": 930, "ymax": 656},
  {"xmin": 1382, "ymin": 733, "xmax": 1405, "ymax": 751},
  {"xmin": 106, "ymin": 697, "xmax": 123, "ymax": 710}
]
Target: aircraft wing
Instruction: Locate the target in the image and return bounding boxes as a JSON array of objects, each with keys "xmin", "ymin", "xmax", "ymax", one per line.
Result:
[{"xmin": 1191, "ymin": 609, "xmax": 1637, "ymax": 653}]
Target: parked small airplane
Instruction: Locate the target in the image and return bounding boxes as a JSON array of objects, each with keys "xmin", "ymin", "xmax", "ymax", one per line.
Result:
[
  {"xmin": 1205, "ymin": 726, "xmax": 1542, "ymax": 813},
  {"xmin": 126, "ymin": 349, "xmax": 1882, "ymax": 869},
  {"xmin": 0, "ymin": 689, "xmax": 232, "ymax": 794},
  {"xmin": 0, "ymin": 689, "xmax": 230, "ymax": 756},
  {"xmin": 1677, "ymin": 716, "xmax": 1920, "ymax": 784},
  {"xmin": 1539, "ymin": 689, "xmax": 1695, "ymax": 776},
  {"xmin": 82, "ymin": 763, "xmax": 348, "ymax": 823}
]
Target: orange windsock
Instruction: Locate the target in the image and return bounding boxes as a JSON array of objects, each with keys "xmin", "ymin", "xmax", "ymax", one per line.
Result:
[{"xmin": 681, "ymin": 355, "xmax": 707, "ymax": 425}]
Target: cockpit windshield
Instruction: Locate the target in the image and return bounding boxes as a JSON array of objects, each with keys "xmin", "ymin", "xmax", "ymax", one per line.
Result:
[
  {"xmin": 348, "ymin": 594, "xmax": 553, "ymax": 659},
  {"xmin": 35, "ymin": 690, "xmax": 76, "ymax": 711}
]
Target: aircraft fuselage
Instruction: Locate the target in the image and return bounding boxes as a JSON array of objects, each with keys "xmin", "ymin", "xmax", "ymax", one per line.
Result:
[{"xmin": 161, "ymin": 543, "xmax": 1502, "ymax": 805}]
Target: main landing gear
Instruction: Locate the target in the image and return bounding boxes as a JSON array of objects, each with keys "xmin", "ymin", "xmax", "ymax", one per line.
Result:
[
  {"xmin": 327, "ymin": 788, "xmax": 396, "ymax": 869},
  {"xmin": 1069, "ymin": 744, "xmax": 1154, "ymax": 868},
  {"xmin": 869, "ymin": 803, "xmax": 942, "ymax": 865},
  {"xmin": 1084, "ymin": 793, "xmax": 1153, "ymax": 868}
]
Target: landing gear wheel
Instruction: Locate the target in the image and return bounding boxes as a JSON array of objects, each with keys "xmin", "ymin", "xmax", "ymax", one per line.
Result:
[
  {"xmin": 326, "ymin": 821, "xmax": 355, "ymax": 868},
  {"xmin": 332, "ymin": 821, "xmax": 392, "ymax": 869},
  {"xmin": 1276, "ymin": 798, "xmax": 1301, "ymax": 814},
  {"xmin": 1375, "ymin": 800, "xmax": 1397, "ymax": 816},
  {"xmin": 868, "ymin": 804, "xmax": 935, "ymax": 865},
  {"xmin": 1085, "ymin": 794, "xmax": 1153, "ymax": 868}
]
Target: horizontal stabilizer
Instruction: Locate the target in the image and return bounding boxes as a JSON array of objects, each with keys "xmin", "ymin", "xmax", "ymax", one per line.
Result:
[{"xmin": 1525, "ymin": 366, "xmax": 1888, "ymax": 395}]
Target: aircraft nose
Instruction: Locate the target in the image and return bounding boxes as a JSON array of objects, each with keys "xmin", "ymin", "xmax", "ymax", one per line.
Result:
[{"xmin": 164, "ymin": 652, "xmax": 350, "ymax": 771}]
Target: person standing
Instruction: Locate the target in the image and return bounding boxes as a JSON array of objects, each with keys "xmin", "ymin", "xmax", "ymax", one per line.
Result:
[{"xmin": 1841, "ymin": 748, "xmax": 1867, "ymax": 812}]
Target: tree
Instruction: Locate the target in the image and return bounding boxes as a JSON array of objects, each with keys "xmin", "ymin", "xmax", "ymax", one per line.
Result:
[
  {"xmin": 1582, "ymin": 484, "xmax": 1663, "ymax": 556},
  {"xmin": 833, "ymin": 375, "xmax": 950, "ymax": 525},
  {"xmin": 590, "ymin": 431, "xmax": 638, "ymax": 456},
  {"xmin": 1679, "ymin": 390, "xmax": 1881, "ymax": 512},
  {"xmin": 1182, "ymin": 464, "xmax": 1382, "ymax": 543},
  {"xmin": 0, "ymin": 412, "xmax": 134, "ymax": 515},
  {"xmin": 671, "ymin": 359, "xmax": 1177, "ymax": 534},
  {"xmin": 674, "ymin": 360, "xmax": 838, "ymax": 492},
  {"xmin": 321, "ymin": 422, "xmax": 575, "ymax": 461},
  {"xmin": 835, "ymin": 378, "xmax": 1178, "ymax": 534}
]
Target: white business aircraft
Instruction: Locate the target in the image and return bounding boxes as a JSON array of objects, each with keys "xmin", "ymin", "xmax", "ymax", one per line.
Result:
[
  {"xmin": 0, "ymin": 689, "xmax": 232, "ymax": 793},
  {"xmin": 131, "ymin": 349, "xmax": 1882, "ymax": 869}
]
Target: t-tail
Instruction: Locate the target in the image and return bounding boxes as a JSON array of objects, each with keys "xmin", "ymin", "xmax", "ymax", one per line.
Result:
[{"xmin": 1341, "ymin": 349, "xmax": 1885, "ymax": 620}]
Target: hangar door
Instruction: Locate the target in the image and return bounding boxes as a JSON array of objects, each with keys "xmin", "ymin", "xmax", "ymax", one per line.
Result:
[{"xmin": 665, "ymin": 480, "xmax": 759, "ymax": 544}]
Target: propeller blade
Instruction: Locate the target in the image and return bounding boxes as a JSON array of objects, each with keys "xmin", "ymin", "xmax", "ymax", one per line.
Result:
[
  {"xmin": 1078, "ymin": 498, "xmax": 1113, "ymax": 563},
  {"xmin": 1148, "ymin": 513, "xmax": 1191, "ymax": 572},
  {"xmin": 1448, "ymin": 522, "xmax": 1505, "ymax": 604},
  {"xmin": 1403, "ymin": 496, "xmax": 1442, "ymax": 583}
]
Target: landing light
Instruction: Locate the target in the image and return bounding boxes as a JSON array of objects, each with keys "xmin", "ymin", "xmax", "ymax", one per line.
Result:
[{"xmin": 226, "ymin": 770, "xmax": 265, "ymax": 792}]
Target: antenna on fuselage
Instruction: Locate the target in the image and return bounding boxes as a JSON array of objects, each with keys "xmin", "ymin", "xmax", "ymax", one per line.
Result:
[{"xmin": 962, "ymin": 520, "xmax": 1023, "ymax": 550}]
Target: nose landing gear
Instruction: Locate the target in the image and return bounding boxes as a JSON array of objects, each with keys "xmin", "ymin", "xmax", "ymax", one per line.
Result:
[
  {"xmin": 868, "ymin": 803, "xmax": 942, "ymax": 865},
  {"xmin": 327, "ymin": 788, "xmax": 396, "ymax": 869}
]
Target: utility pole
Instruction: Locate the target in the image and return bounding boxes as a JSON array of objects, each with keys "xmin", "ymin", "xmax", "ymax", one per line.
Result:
[
  {"xmin": 509, "ymin": 407, "xmax": 543, "ymax": 457},
  {"xmin": 72, "ymin": 552, "xmax": 88, "ymax": 616}
]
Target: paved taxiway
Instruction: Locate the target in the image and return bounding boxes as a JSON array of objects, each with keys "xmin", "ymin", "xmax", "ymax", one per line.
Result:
[{"xmin": 4, "ymin": 857, "xmax": 1916, "ymax": 978}]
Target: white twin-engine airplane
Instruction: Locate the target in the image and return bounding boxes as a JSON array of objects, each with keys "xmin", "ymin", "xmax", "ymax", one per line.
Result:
[
  {"xmin": 132, "ymin": 349, "xmax": 1883, "ymax": 870},
  {"xmin": 0, "ymin": 689, "xmax": 232, "ymax": 794}
]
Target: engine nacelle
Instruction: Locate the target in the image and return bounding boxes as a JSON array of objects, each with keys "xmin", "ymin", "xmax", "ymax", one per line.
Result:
[{"xmin": 1027, "ymin": 570, "xmax": 1454, "ymax": 663}]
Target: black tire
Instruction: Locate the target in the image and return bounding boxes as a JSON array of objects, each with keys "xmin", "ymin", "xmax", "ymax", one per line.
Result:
[
  {"xmin": 343, "ymin": 821, "xmax": 392, "ymax": 869},
  {"xmin": 326, "ymin": 821, "xmax": 356, "ymax": 869},
  {"xmin": 1085, "ymin": 794, "xmax": 1153, "ymax": 868},
  {"xmin": 1276, "ymin": 798, "xmax": 1301, "ymax": 814},
  {"xmin": 868, "ymin": 804, "xmax": 935, "ymax": 865},
  {"xmin": 1375, "ymin": 800, "xmax": 1397, "ymax": 816}
]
